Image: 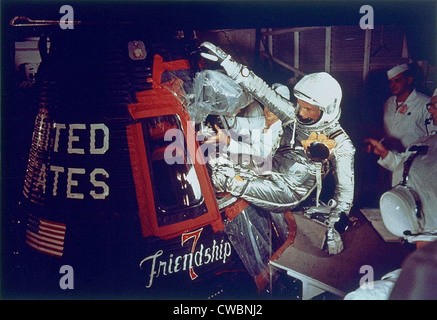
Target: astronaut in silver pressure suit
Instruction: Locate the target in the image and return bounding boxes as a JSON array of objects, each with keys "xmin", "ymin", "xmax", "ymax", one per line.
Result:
[{"xmin": 201, "ymin": 42, "xmax": 355, "ymax": 253}]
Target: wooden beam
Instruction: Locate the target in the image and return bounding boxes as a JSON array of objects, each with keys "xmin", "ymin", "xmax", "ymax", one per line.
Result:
[
  {"xmin": 363, "ymin": 29, "xmax": 372, "ymax": 81},
  {"xmin": 255, "ymin": 28, "xmax": 261, "ymax": 66},
  {"xmin": 261, "ymin": 26, "xmax": 331, "ymax": 37},
  {"xmin": 267, "ymin": 28, "xmax": 273, "ymax": 55},
  {"xmin": 325, "ymin": 27, "xmax": 332, "ymax": 73},
  {"xmin": 260, "ymin": 51, "xmax": 306, "ymax": 76},
  {"xmin": 294, "ymin": 31, "xmax": 299, "ymax": 70}
]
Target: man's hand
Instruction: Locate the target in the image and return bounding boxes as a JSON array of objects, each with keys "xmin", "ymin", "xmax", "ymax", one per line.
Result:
[
  {"xmin": 363, "ymin": 138, "xmax": 389, "ymax": 159},
  {"xmin": 204, "ymin": 124, "xmax": 230, "ymax": 146}
]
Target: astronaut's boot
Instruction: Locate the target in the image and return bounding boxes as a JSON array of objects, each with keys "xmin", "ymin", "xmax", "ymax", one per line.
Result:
[{"xmin": 324, "ymin": 226, "xmax": 344, "ymax": 255}]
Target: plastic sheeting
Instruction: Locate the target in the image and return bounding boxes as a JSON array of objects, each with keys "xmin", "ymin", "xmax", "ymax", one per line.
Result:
[
  {"xmin": 188, "ymin": 70, "xmax": 254, "ymax": 123},
  {"xmin": 159, "ymin": 68, "xmax": 294, "ymax": 291},
  {"xmin": 223, "ymin": 203, "xmax": 290, "ymax": 291}
]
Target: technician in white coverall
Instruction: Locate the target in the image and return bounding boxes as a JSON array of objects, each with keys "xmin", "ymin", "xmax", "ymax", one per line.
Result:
[
  {"xmin": 383, "ymin": 64, "xmax": 432, "ymax": 150},
  {"xmin": 365, "ymin": 89, "xmax": 437, "ymax": 242},
  {"xmin": 350, "ymin": 89, "xmax": 437, "ymax": 300},
  {"xmin": 200, "ymin": 42, "xmax": 355, "ymax": 254}
]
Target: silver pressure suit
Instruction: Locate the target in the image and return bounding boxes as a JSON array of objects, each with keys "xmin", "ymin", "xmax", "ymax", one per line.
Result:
[{"xmin": 208, "ymin": 50, "xmax": 355, "ymax": 214}]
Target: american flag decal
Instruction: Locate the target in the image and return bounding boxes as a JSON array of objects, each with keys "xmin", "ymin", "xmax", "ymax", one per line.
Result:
[{"xmin": 26, "ymin": 215, "xmax": 66, "ymax": 257}]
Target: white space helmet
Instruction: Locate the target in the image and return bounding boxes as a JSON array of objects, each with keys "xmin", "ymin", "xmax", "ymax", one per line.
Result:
[
  {"xmin": 379, "ymin": 185, "xmax": 424, "ymax": 238},
  {"xmin": 293, "ymin": 72, "xmax": 342, "ymax": 130}
]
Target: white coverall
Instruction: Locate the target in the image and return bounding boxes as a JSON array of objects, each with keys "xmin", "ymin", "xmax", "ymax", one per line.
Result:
[
  {"xmin": 378, "ymin": 133, "xmax": 437, "ymax": 240},
  {"xmin": 383, "ymin": 89, "xmax": 432, "ymax": 149},
  {"xmin": 345, "ymin": 134, "xmax": 437, "ymax": 300},
  {"xmin": 226, "ymin": 115, "xmax": 283, "ymax": 159}
]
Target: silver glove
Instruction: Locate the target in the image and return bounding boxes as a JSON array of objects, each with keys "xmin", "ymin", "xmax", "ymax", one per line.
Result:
[
  {"xmin": 200, "ymin": 41, "xmax": 294, "ymax": 126},
  {"xmin": 200, "ymin": 41, "xmax": 229, "ymax": 63}
]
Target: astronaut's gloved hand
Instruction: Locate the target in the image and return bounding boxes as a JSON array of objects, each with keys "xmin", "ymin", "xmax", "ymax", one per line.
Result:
[
  {"xmin": 209, "ymin": 169, "xmax": 249, "ymax": 196},
  {"xmin": 200, "ymin": 41, "xmax": 229, "ymax": 63},
  {"xmin": 209, "ymin": 169, "xmax": 229, "ymax": 193},
  {"xmin": 208, "ymin": 158, "xmax": 235, "ymax": 193},
  {"xmin": 200, "ymin": 42, "xmax": 244, "ymax": 80},
  {"xmin": 324, "ymin": 227, "xmax": 344, "ymax": 255}
]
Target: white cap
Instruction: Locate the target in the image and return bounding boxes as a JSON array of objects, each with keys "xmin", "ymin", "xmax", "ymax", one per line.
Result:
[
  {"xmin": 387, "ymin": 64, "xmax": 409, "ymax": 80},
  {"xmin": 433, "ymin": 88, "xmax": 437, "ymax": 97}
]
